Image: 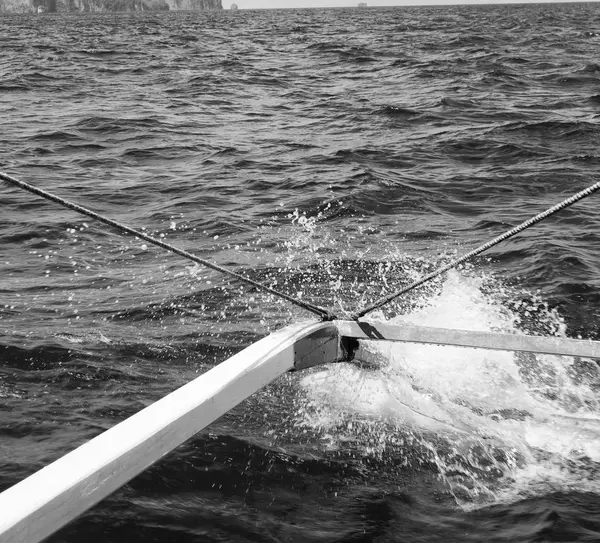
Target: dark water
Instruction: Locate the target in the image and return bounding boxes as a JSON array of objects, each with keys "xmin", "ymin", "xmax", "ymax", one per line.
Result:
[{"xmin": 2, "ymin": 3, "xmax": 600, "ymax": 541}]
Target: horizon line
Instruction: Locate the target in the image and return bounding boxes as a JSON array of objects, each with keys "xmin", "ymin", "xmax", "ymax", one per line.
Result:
[{"xmin": 228, "ymin": 0, "xmax": 598, "ymax": 9}]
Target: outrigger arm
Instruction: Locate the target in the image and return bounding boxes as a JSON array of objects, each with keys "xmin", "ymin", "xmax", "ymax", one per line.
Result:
[{"xmin": 0, "ymin": 320, "xmax": 599, "ymax": 543}]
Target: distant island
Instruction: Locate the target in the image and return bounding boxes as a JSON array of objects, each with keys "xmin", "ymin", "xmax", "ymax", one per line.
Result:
[{"xmin": 0, "ymin": 0, "xmax": 221, "ymax": 12}]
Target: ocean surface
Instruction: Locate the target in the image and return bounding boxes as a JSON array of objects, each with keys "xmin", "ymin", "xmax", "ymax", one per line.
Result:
[{"xmin": 2, "ymin": 3, "xmax": 600, "ymax": 541}]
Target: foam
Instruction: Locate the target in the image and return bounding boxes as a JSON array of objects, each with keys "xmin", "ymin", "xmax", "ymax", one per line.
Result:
[{"xmin": 296, "ymin": 268, "xmax": 600, "ymax": 508}]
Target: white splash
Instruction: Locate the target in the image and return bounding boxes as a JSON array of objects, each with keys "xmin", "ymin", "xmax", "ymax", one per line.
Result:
[{"xmin": 296, "ymin": 268, "xmax": 600, "ymax": 508}]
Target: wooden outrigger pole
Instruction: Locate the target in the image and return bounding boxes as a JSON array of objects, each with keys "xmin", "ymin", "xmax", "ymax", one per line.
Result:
[
  {"xmin": 1, "ymin": 319, "xmax": 599, "ymax": 543},
  {"xmin": 0, "ymin": 321, "xmax": 344, "ymax": 543}
]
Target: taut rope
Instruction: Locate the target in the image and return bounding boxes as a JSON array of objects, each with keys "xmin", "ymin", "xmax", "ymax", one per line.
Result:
[
  {"xmin": 4, "ymin": 171, "xmax": 598, "ymax": 322},
  {"xmin": 352, "ymin": 180, "xmax": 600, "ymax": 320},
  {"xmin": 0, "ymin": 172, "xmax": 335, "ymax": 320}
]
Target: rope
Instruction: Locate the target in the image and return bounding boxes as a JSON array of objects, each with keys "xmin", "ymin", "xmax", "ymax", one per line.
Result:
[
  {"xmin": 0, "ymin": 171, "xmax": 336, "ymax": 321},
  {"xmin": 352, "ymin": 180, "xmax": 600, "ymax": 320}
]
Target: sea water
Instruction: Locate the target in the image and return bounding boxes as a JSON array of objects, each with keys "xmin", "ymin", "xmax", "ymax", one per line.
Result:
[{"xmin": 2, "ymin": 4, "xmax": 600, "ymax": 541}]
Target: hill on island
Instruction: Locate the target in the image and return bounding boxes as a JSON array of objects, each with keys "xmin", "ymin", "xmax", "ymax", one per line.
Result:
[{"xmin": 1, "ymin": 0, "xmax": 221, "ymax": 12}]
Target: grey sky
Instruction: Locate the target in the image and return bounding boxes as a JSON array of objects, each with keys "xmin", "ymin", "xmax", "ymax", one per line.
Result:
[{"xmin": 232, "ymin": 0, "xmax": 575, "ymax": 8}]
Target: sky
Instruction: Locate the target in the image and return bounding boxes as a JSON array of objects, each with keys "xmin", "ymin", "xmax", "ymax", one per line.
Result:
[
  {"xmin": 230, "ymin": 0, "xmax": 576, "ymax": 9},
  {"xmin": 231, "ymin": 0, "xmax": 408, "ymax": 7}
]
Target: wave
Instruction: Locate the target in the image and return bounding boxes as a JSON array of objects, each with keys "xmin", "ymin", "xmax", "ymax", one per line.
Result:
[{"xmin": 297, "ymin": 270, "xmax": 600, "ymax": 508}]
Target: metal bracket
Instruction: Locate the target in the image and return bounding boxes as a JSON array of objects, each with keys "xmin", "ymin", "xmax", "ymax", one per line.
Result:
[{"xmin": 292, "ymin": 324, "xmax": 355, "ymax": 371}]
